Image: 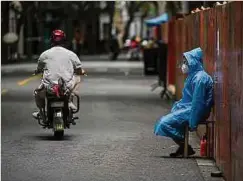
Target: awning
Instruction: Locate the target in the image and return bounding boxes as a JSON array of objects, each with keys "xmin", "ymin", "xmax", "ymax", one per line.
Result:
[{"xmin": 144, "ymin": 13, "xmax": 169, "ymax": 27}]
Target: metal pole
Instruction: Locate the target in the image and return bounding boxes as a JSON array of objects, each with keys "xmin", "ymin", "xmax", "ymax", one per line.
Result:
[{"xmin": 184, "ymin": 125, "xmax": 189, "ymax": 158}]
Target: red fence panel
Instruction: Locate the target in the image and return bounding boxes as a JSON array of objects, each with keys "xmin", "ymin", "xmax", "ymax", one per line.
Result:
[
  {"xmin": 167, "ymin": 20, "xmax": 176, "ymax": 86},
  {"xmin": 202, "ymin": 8, "xmax": 217, "ymax": 158},
  {"xmin": 214, "ymin": 5, "xmax": 231, "ymax": 179},
  {"xmin": 228, "ymin": 2, "xmax": 243, "ymax": 181},
  {"xmin": 174, "ymin": 19, "xmax": 185, "ymax": 100}
]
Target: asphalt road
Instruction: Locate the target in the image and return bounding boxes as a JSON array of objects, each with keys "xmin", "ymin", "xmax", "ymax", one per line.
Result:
[{"xmin": 1, "ymin": 73, "xmax": 205, "ymax": 181}]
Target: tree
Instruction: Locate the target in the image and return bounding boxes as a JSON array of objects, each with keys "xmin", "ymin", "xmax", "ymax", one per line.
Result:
[
  {"xmin": 1, "ymin": 1, "xmax": 34, "ymax": 40},
  {"xmin": 139, "ymin": 1, "xmax": 159, "ymax": 38},
  {"xmin": 106, "ymin": 2, "xmax": 115, "ymax": 42},
  {"xmin": 122, "ymin": 1, "xmax": 143, "ymax": 43},
  {"xmin": 1, "ymin": 1, "xmax": 36, "ymax": 62},
  {"xmin": 10, "ymin": 1, "xmax": 35, "ymax": 38},
  {"xmin": 122, "ymin": 1, "xmax": 159, "ymax": 43},
  {"xmin": 1, "ymin": 1, "xmax": 11, "ymax": 62},
  {"xmin": 164, "ymin": 1, "xmax": 182, "ymax": 17},
  {"xmin": 68, "ymin": 2, "xmax": 91, "ymax": 21}
]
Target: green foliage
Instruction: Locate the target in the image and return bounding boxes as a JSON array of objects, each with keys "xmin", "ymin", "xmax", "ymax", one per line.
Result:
[
  {"xmin": 165, "ymin": 1, "xmax": 182, "ymax": 16},
  {"xmin": 140, "ymin": 2, "xmax": 152, "ymax": 17}
]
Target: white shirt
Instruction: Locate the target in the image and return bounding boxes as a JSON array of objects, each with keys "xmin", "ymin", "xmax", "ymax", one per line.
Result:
[{"xmin": 37, "ymin": 46, "xmax": 82, "ymax": 88}]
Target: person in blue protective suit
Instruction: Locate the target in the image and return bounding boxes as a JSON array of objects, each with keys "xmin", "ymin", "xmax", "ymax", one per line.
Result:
[{"xmin": 154, "ymin": 47, "xmax": 214, "ymax": 157}]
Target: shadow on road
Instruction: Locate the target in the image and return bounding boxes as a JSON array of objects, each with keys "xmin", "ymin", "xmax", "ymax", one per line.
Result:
[
  {"xmin": 30, "ymin": 134, "xmax": 75, "ymax": 141},
  {"xmin": 154, "ymin": 155, "xmax": 209, "ymax": 160}
]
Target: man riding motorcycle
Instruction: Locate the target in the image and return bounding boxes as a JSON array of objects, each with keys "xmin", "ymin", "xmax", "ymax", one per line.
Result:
[{"xmin": 32, "ymin": 29, "xmax": 86, "ymax": 123}]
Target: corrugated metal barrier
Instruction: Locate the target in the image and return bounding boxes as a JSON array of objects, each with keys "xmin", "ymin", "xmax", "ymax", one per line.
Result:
[{"xmin": 162, "ymin": 2, "xmax": 243, "ymax": 181}]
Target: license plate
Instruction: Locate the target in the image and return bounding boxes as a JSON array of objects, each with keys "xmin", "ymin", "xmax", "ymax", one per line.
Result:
[
  {"xmin": 55, "ymin": 124, "xmax": 63, "ymax": 130},
  {"xmin": 51, "ymin": 102, "xmax": 64, "ymax": 107}
]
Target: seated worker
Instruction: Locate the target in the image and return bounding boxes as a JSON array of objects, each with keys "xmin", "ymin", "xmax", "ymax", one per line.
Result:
[{"xmin": 154, "ymin": 47, "xmax": 214, "ymax": 157}]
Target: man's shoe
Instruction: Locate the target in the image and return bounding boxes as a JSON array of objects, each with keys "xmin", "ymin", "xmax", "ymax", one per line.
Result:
[
  {"xmin": 188, "ymin": 145, "xmax": 196, "ymax": 156},
  {"xmin": 170, "ymin": 145, "xmax": 184, "ymax": 157},
  {"xmin": 32, "ymin": 111, "xmax": 48, "ymax": 125},
  {"xmin": 169, "ymin": 144, "xmax": 196, "ymax": 157},
  {"xmin": 32, "ymin": 111, "xmax": 40, "ymax": 119},
  {"xmin": 69, "ymin": 102, "xmax": 77, "ymax": 111}
]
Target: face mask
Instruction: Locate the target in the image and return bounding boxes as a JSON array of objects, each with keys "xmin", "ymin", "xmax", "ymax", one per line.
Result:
[{"xmin": 181, "ymin": 64, "xmax": 189, "ymax": 74}]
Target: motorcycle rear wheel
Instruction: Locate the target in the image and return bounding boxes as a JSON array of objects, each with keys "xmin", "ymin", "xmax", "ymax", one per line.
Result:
[{"xmin": 54, "ymin": 130, "xmax": 64, "ymax": 139}]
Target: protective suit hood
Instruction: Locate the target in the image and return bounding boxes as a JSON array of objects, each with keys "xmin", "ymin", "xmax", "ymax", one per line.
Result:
[{"xmin": 183, "ymin": 47, "xmax": 204, "ymax": 74}]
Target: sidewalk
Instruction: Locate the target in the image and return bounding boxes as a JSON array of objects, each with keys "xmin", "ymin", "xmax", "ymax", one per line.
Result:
[
  {"xmin": 188, "ymin": 132, "xmax": 225, "ymax": 181},
  {"xmin": 3, "ymin": 53, "xmax": 128, "ymax": 64},
  {"xmin": 1, "ymin": 61, "xmax": 144, "ymax": 76},
  {"xmin": 81, "ymin": 53, "xmax": 128, "ymax": 61}
]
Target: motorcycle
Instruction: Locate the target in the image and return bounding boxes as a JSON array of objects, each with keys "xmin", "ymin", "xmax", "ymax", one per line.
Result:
[
  {"xmin": 124, "ymin": 39, "xmax": 141, "ymax": 61},
  {"xmin": 33, "ymin": 70, "xmax": 86, "ymax": 139}
]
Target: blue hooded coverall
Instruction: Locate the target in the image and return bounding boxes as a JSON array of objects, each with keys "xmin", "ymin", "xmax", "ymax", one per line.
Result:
[{"xmin": 154, "ymin": 47, "xmax": 214, "ymax": 140}]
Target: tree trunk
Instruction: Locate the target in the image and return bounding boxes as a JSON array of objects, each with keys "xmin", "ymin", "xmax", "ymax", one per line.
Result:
[
  {"xmin": 26, "ymin": 7, "xmax": 33, "ymax": 58},
  {"xmin": 15, "ymin": 2, "xmax": 33, "ymax": 41},
  {"xmin": 108, "ymin": 2, "xmax": 115, "ymax": 52},
  {"xmin": 108, "ymin": 2, "xmax": 115, "ymax": 36},
  {"xmin": 36, "ymin": 3, "xmax": 44, "ymax": 54},
  {"xmin": 140, "ymin": 12, "xmax": 148, "ymax": 39},
  {"xmin": 140, "ymin": 17, "xmax": 144, "ymax": 38},
  {"xmin": 1, "ymin": 2, "xmax": 10, "ymax": 63},
  {"xmin": 122, "ymin": 17, "xmax": 133, "ymax": 43},
  {"xmin": 122, "ymin": 1, "xmax": 145, "ymax": 43}
]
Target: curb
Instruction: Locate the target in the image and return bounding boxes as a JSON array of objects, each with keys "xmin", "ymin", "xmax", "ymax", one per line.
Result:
[
  {"xmin": 1, "ymin": 54, "xmax": 129, "ymax": 64},
  {"xmin": 1, "ymin": 67, "xmax": 144, "ymax": 77},
  {"xmin": 1, "ymin": 61, "xmax": 145, "ymax": 77}
]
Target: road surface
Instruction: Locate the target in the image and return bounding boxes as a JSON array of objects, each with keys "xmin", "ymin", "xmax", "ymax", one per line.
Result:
[{"xmin": 1, "ymin": 68, "xmax": 219, "ymax": 181}]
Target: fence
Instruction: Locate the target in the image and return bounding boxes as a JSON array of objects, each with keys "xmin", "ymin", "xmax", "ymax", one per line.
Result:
[{"xmin": 163, "ymin": 2, "xmax": 243, "ymax": 181}]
